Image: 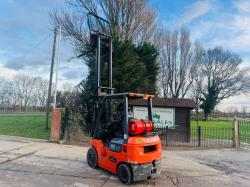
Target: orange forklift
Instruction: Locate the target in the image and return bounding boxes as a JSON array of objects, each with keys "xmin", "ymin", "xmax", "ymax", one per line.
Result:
[{"xmin": 86, "ymin": 13, "xmax": 162, "ymax": 184}]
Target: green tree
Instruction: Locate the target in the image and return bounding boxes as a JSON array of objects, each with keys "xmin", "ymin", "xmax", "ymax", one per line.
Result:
[
  {"xmin": 136, "ymin": 42, "xmax": 159, "ymax": 94},
  {"xmin": 199, "ymin": 84, "xmax": 219, "ymax": 121},
  {"xmin": 113, "ymin": 40, "xmax": 158, "ymax": 94},
  {"xmin": 80, "ymin": 39, "xmax": 159, "ymax": 128}
]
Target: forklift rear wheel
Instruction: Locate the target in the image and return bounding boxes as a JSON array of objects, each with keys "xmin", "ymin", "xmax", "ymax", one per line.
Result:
[
  {"xmin": 87, "ymin": 147, "xmax": 98, "ymax": 168},
  {"xmin": 117, "ymin": 163, "xmax": 133, "ymax": 185}
]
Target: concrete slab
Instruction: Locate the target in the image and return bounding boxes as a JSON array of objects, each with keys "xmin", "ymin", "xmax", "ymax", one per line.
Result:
[{"xmin": 0, "ymin": 135, "xmax": 249, "ymax": 187}]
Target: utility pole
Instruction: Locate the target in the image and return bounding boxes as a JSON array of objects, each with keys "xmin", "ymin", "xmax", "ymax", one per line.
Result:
[
  {"xmin": 45, "ymin": 27, "xmax": 57, "ymax": 130},
  {"xmin": 53, "ymin": 26, "xmax": 62, "ymax": 108}
]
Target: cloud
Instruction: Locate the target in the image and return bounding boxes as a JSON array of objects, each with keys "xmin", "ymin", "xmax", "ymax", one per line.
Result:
[
  {"xmin": 170, "ymin": 0, "xmax": 250, "ymax": 110},
  {"xmin": 0, "ymin": 66, "xmax": 17, "ymax": 79},
  {"xmin": 186, "ymin": 1, "xmax": 250, "ymax": 57},
  {"xmin": 203, "ymin": 14, "xmax": 250, "ymax": 53},
  {"xmin": 0, "ymin": 0, "xmax": 69, "ymax": 60},
  {"xmin": 177, "ymin": 1, "xmax": 213, "ymax": 25},
  {"xmin": 63, "ymin": 70, "xmax": 82, "ymax": 80},
  {"xmin": 0, "ymin": 50, "xmax": 7, "ymax": 56},
  {"xmin": 218, "ymin": 93, "xmax": 250, "ymax": 111},
  {"xmin": 233, "ymin": 0, "xmax": 250, "ymax": 13},
  {"xmin": 0, "ymin": 1, "xmax": 88, "ymax": 91},
  {"xmin": 4, "ymin": 55, "xmax": 50, "ymax": 70}
]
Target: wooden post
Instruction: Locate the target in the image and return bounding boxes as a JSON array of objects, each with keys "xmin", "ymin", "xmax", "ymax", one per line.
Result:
[
  {"xmin": 50, "ymin": 108, "xmax": 61, "ymax": 142},
  {"xmin": 232, "ymin": 117, "xmax": 240, "ymax": 148},
  {"xmin": 46, "ymin": 28, "xmax": 58, "ymax": 130}
]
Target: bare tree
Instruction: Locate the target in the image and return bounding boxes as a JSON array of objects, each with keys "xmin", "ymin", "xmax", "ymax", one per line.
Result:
[
  {"xmin": 13, "ymin": 74, "xmax": 38, "ymax": 110},
  {"xmin": 241, "ymin": 106, "xmax": 248, "ymax": 120},
  {"xmin": 62, "ymin": 82, "xmax": 74, "ymax": 92},
  {"xmin": 156, "ymin": 27, "xmax": 203, "ymax": 98},
  {"xmin": 4, "ymin": 81, "xmax": 15, "ymax": 110},
  {"xmin": 0, "ymin": 78, "xmax": 3, "ymax": 86},
  {"xmin": 35, "ymin": 78, "xmax": 49, "ymax": 107},
  {"xmin": 99, "ymin": 0, "xmax": 156, "ymax": 42},
  {"xmin": 0, "ymin": 80, "xmax": 16, "ymax": 110},
  {"xmin": 50, "ymin": 0, "xmax": 156, "ymax": 57},
  {"xmin": 0, "ymin": 74, "xmax": 50, "ymax": 111},
  {"xmin": 0, "ymin": 78, "xmax": 4, "ymax": 109},
  {"xmin": 197, "ymin": 47, "xmax": 250, "ymax": 120}
]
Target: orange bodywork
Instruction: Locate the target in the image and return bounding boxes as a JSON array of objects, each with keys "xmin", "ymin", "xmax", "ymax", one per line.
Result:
[{"xmin": 90, "ymin": 135, "xmax": 162, "ymax": 174}]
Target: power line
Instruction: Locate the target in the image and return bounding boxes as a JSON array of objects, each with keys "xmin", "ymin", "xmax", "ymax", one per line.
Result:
[
  {"xmin": 21, "ymin": 32, "xmax": 53, "ymax": 56},
  {"xmin": 31, "ymin": 33, "xmax": 52, "ymax": 50}
]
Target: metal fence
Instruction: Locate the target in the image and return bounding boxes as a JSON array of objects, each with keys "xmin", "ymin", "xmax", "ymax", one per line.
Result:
[
  {"xmin": 239, "ymin": 121, "xmax": 250, "ymax": 148},
  {"xmin": 156, "ymin": 126, "xmax": 233, "ymax": 148},
  {"xmin": 61, "ymin": 117, "xmax": 250, "ymax": 149}
]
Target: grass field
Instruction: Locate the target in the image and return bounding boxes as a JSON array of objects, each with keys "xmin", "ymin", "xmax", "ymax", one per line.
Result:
[
  {"xmin": 0, "ymin": 114, "xmax": 50, "ymax": 140},
  {"xmin": 191, "ymin": 120, "xmax": 232, "ymax": 128},
  {"xmin": 191, "ymin": 120, "xmax": 250, "ymax": 143},
  {"xmin": 190, "ymin": 120, "xmax": 232, "ymax": 140},
  {"xmin": 0, "ymin": 114, "xmax": 249, "ymax": 142}
]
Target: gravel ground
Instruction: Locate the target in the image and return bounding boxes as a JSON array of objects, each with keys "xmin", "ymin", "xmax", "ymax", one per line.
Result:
[{"xmin": 0, "ymin": 135, "xmax": 249, "ymax": 187}]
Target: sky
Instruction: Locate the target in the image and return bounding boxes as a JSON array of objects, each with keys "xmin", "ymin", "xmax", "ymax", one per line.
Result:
[
  {"xmin": 0, "ymin": 0, "xmax": 250, "ymax": 111},
  {"xmin": 0, "ymin": 0, "xmax": 87, "ymax": 87}
]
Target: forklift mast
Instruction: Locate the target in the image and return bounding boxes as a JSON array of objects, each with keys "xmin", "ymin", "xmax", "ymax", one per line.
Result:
[
  {"xmin": 87, "ymin": 12, "xmax": 113, "ymax": 97},
  {"xmin": 87, "ymin": 13, "xmax": 114, "ymax": 133}
]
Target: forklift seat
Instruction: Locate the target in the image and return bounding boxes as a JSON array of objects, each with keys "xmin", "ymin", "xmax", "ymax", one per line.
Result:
[{"xmin": 109, "ymin": 138, "xmax": 124, "ymax": 152}]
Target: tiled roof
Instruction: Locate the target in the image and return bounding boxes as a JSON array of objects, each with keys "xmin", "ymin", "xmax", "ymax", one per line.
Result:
[{"xmin": 129, "ymin": 98, "xmax": 196, "ymax": 109}]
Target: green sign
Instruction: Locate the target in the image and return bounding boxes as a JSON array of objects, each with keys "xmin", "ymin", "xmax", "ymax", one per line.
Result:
[{"xmin": 133, "ymin": 106, "xmax": 175, "ymax": 128}]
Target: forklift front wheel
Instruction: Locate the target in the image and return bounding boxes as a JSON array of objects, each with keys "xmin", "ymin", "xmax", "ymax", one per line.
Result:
[
  {"xmin": 117, "ymin": 163, "xmax": 133, "ymax": 185},
  {"xmin": 87, "ymin": 147, "xmax": 98, "ymax": 169}
]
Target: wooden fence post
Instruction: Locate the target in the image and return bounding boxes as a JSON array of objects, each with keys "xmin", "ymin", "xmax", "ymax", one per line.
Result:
[{"xmin": 232, "ymin": 117, "xmax": 240, "ymax": 148}]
